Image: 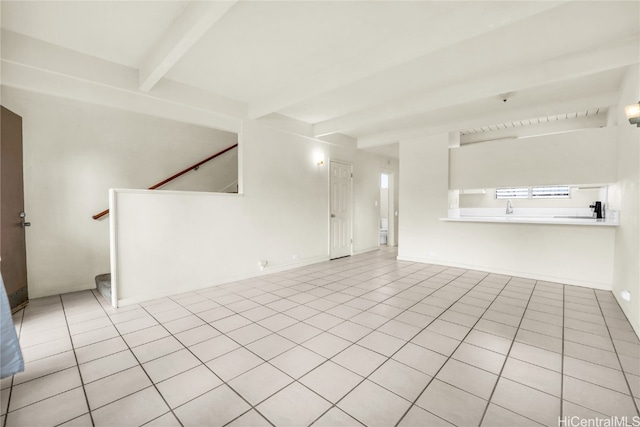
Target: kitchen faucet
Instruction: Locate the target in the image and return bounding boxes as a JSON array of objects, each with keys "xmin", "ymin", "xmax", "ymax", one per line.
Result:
[{"xmin": 506, "ymin": 200, "xmax": 514, "ymax": 215}]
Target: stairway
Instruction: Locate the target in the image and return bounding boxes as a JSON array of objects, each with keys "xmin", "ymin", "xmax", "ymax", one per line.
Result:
[{"xmin": 95, "ymin": 273, "xmax": 111, "ymax": 303}]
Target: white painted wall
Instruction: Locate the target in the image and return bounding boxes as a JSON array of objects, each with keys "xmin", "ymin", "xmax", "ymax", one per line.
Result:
[
  {"xmin": 610, "ymin": 65, "xmax": 640, "ymax": 336},
  {"xmin": 112, "ymin": 121, "xmax": 398, "ymax": 305},
  {"xmin": 398, "ymin": 132, "xmax": 617, "ymax": 290},
  {"xmin": 450, "ymin": 127, "xmax": 619, "ymax": 190},
  {"xmin": 1, "ymin": 87, "xmax": 238, "ymax": 298}
]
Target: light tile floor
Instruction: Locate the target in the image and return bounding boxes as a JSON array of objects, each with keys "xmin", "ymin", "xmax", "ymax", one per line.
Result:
[{"xmin": 2, "ymin": 247, "xmax": 640, "ymax": 426}]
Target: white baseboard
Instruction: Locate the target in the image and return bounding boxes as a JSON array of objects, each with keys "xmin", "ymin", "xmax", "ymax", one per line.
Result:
[
  {"xmin": 263, "ymin": 255, "xmax": 330, "ymax": 274},
  {"xmin": 29, "ymin": 282, "xmax": 95, "ymax": 299},
  {"xmin": 353, "ymin": 247, "xmax": 380, "ymax": 256},
  {"xmin": 613, "ymin": 292, "xmax": 640, "ymax": 340},
  {"xmin": 116, "ymin": 255, "xmax": 329, "ymax": 307},
  {"xmin": 396, "ymin": 255, "xmax": 612, "ymax": 291}
]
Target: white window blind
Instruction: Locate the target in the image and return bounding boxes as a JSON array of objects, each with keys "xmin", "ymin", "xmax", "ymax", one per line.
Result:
[
  {"xmin": 495, "ymin": 187, "xmax": 529, "ymax": 199},
  {"xmin": 496, "ymin": 185, "xmax": 571, "ymax": 199},
  {"xmin": 531, "ymin": 185, "xmax": 570, "ymax": 198}
]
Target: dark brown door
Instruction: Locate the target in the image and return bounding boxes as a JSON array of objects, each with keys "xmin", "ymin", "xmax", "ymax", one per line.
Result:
[{"xmin": 1, "ymin": 106, "xmax": 29, "ymax": 312}]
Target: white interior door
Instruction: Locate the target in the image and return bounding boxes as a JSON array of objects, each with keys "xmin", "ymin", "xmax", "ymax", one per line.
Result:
[{"xmin": 330, "ymin": 160, "xmax": 352, "ymax": 259}]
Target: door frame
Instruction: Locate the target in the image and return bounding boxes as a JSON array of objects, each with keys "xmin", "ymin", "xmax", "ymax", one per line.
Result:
[
  {"xmin": 380, "ymin": 169, "xmax": 395, "ymax": 247},
  {"xmin": 328, "ymin": 159, "xmax": 353, "ymax": 259}
]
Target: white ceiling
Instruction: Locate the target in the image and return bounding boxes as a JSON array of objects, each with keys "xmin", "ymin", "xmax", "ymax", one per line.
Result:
[
  {"xmin": 1, "ymin": 1, "xmax": 638, "ymax": 158},
  {"xmin": 1, "ymin": 1, "xmax": 189, "ymax": 68}
]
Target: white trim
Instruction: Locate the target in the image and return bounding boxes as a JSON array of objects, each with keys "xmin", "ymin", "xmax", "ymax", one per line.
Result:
[
  {"xmin": 258, "ymin": 256, "xmax": 330, "ymax": 275},
  {"xmin": 237, "ymin": 123, "xmax": 244, "ymax": 195},
  {"xmin": 109, "ymin": 189, "xmax": 119, "ymax": 308},
  {"xmin": 396, "ymin": 255, "xmax": 613, "ymax": 291},
  {"xmin": 110, "ymin": 188, "xmax": 243, "ymax": 198},
  {"xmin": 353, "ymin": 247, "xmax": 379, "ymax": 256}
]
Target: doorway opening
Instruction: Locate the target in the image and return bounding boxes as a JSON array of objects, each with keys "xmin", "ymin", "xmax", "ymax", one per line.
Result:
[{"xmin": 378, "ymin": 172, "xmax": 393, "ymax": 246}]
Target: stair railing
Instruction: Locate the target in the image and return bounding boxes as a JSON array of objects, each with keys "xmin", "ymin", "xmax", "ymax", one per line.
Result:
[{"xmin": 92, "ymin": 143, "xmax": 238, "ymax": 220}]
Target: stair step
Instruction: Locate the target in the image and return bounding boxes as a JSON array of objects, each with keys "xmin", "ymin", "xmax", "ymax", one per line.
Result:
[{"xmin": 95, "ymin": 273, "xmax": 111, "ymax": 303}]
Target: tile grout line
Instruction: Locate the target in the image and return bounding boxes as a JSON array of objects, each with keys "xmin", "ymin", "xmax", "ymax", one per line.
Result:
[
  {"xmin": 559, "ymin": 292, "xmax": 631, "ymax": 421},
  {"xmin": 0, "ymin": 258, "xmax": 516, "ymax": 422},
  {"xmin": 58, "ymin": 294, "xmax": 96, "ymax": 427},
  {"xmin": 307, "ymin": 267, "xmax": 482, "ymax": 427},
  {"xmin": 136, "ymin": 300, "xmax": 279, "ymax": 427},
  {"xmin": 455, "ymin": 294, "xmax": 620, "ymax": 408},
  {"xmin": 222, "ymin": 269, "xmax": 569, "ymax": 426},
  {"xmin": 216, "ymin": 258, "xmax": 454, "ymax": 425},
  {"xmin": 167, "ymin": 260, "xmax": 476, "ymax": 354},
  {"xmin": 249, "ymin": 266, "xmax": 471, "ymax": 423},
  {"xmin": 394, "ymin": 275, "xmax": 524, "ymax": 427},
  {"xmin": 178, "ymin": 257, "xmax": 461, "ymax": 425},
  {"xmin": 10, "ymin": 248, "xmax": 637, "ymax": 427},
  {"xmin": 140, "ymin": 252, "xmax": 404, "ymax": 345},
  {"xmin": 87, "ymin": 291, "xmax": 187, "ymax": 427},
  {"xmin": 11, "ymin": 260, "xmax": 620, "ymax": 424},
  {"xmin": 592, "ymin": 289, "xmax": 640, "ymax": 416},
  {"xmin": 187, "ymin": 255, "xmax": 425, "ymax": 423},
  {"xmin": 3, "ymin": 298, "xmax": 103, "ymax": 424},
  {"xmin": 98, "ymin": 253, "xmax": 413, "ymax": 425},
  {"xmin": 320, "ymin": 270, "xmax": 498, "ymax": 423},
  {"xmin": 476, "ymin": 280, "xmax": 539, "ymax": 426}
]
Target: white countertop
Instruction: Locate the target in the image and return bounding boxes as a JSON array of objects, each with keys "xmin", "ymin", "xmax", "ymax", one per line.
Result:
[
  {"xmin": 441, "ymin": 208, "xmax": 619, "ymax": 226},
  {"xmin": 440, "ymin": 216, "xmax": 618, "ymax": 226}
]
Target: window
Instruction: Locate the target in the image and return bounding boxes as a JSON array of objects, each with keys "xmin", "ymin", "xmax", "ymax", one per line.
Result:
[
  {"xmin": 496, "ymin": 185, "xmax": 571, "ymax": 199},
  {"xmin": 495, "ymin": 187, "xmax": 529, "ymax": 199},
  {"xmin": 380, "ymin": 174, "xmax": 389, "ymax": 189},
  {"xmin": 531, "ymin": 185, "xmax": 570, "ymax": 198}
]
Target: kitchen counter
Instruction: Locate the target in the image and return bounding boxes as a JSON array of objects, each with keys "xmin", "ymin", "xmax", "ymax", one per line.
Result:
[
  {"xmin": 441, "ymin": 208, "xmax": 619, "ymax": 226},
  {"xmin": 440, "ymin": 216, "xmax": 618, "ymax": 226}
]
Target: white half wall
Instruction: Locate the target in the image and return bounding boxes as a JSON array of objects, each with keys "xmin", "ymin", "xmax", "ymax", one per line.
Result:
[
  {"xmin": 111, "ymin": 120, "xmax": 398, "ymax": 305},
  {"xmin": 398, "ymin": 132, "xmax": 617, "ymax": 290},
  {"xmin": 1, "ymin": 87, "xmax": 238, "ymax": 298}
]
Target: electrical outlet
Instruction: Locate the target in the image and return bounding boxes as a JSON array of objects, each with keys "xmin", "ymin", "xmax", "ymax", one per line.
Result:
[
  {"xmin": 258, "ymin": 260, "xmax": 268, "ymax": 271},
  {"xmin": 292, "ymin": 254, "xmax": 299, "ymax": 260}
]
